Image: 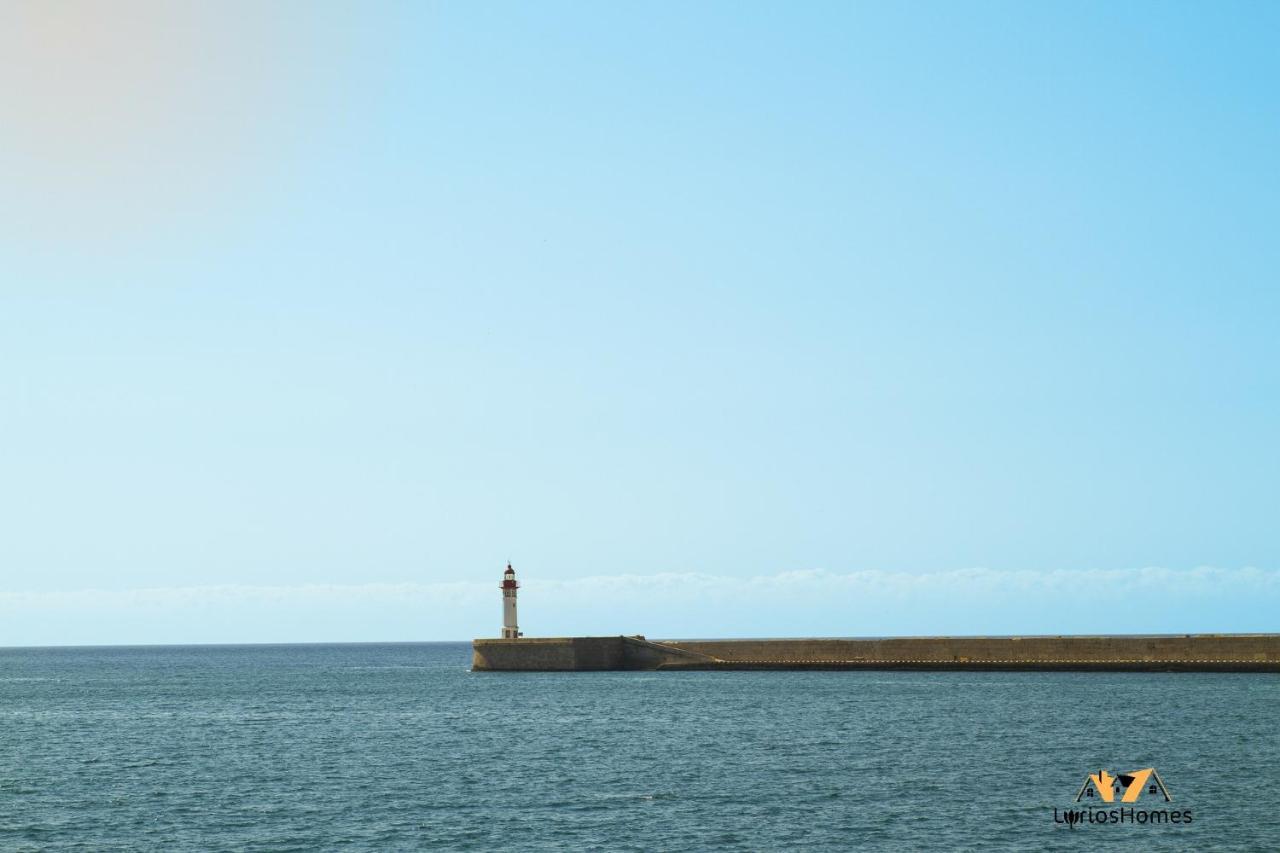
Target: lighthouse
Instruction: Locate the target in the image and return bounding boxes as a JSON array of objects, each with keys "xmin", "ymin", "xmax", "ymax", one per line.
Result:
[{"xmin": 500, "ymin": 562, "xmax": 521, "ymax": 638}]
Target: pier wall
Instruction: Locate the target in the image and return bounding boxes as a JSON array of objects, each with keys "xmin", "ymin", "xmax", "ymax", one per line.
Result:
[
  {"xmin": 471, "ymin": 637, "xmax": 625, "ymax": 671},
  {"xmin": 664, "ymin": 634, "xmax": 1280, "ymax": 666},
  {"xmin": 472, "ymin": 634, "xmax": 1280, "ymax": 672}
]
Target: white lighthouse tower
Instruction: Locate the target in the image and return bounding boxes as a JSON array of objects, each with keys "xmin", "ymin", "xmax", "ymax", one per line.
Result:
[{"xmin": 500, "ymin": 562, "xmax": 521, "ymax": 638}]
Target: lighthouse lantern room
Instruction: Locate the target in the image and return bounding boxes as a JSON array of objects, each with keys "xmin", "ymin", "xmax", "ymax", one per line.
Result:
[{"xmin": 501, "ymin": 563, "xmax": 521, "ymax": 638}]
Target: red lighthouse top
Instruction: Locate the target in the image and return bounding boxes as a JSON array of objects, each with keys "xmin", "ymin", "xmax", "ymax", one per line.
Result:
[{"xmin": 501, "ymin": 562, "xmax": 519, "ymax": 590}]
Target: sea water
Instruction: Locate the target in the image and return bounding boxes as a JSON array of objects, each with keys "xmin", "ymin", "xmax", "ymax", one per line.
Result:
[{"xmin": 1, "ymin": 642, "xmax": 1277, "ymax": 851}]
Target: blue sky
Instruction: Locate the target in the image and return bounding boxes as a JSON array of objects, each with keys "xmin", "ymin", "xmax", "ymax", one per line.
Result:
[{"xmin": 2, "ymin": 2, "xmax": 1278, "ymax": 644}]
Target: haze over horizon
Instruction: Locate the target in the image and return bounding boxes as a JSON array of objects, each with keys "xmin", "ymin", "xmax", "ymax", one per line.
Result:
[{"xmin": 3, "ymin": 2, "xmax": 1278, "ymax": 645}]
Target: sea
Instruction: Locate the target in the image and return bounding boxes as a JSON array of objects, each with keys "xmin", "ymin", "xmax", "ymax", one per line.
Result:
[{"xmin": 1, "ymin": 642, "xmax": 1277, "ymax": 851}]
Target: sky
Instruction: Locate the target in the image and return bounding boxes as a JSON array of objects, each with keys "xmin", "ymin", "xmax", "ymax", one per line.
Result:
[{"xmin": 2, "ymin": 1, "xmax": 1278, "ymax": 645}]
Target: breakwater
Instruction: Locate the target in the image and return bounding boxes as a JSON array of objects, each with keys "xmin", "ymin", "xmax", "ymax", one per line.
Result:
[{"xmin": 471, "ymin": 633, "xmax": 1280, "ymax": 672}]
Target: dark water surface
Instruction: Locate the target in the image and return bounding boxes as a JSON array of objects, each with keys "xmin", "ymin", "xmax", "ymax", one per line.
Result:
[{"xmin": 1, "ymin": 642, "xmax": 1277, "ymax": 851}]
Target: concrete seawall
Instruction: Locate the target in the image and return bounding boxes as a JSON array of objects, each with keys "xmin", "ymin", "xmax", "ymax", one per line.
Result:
[
  {"xmin": 472, "ymin": 634, "xmax": 1280, "ymax": 672},
  {"xmin": 470, "ymin": 636, "xmax": 719, "ymax": 672}
]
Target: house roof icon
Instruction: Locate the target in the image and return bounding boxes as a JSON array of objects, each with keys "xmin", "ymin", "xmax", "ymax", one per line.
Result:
[{"xmin": 1074, "ymin": 768, "xmax": 1172, "ymax": 803}]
